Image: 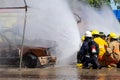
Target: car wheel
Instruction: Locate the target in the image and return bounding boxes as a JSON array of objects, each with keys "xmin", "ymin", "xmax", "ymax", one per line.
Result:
[{"xmin": 23, "ymin": 53, "xmax": 38, "ymax": 68}]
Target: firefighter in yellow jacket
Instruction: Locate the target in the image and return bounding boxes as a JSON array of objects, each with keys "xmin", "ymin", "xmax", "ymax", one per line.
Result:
[
  {"xmin": 92, "ymin": 30, "xmax": 108, "ymax": 66},
  {"xmin": 105, "ymin": 32, "xmax": 120, "ymax": 67}
]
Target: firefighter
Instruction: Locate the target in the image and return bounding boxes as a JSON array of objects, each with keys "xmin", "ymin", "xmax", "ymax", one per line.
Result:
[
  {"xmin": 77, "ymin": 31, "xmax": 92, "ymax": 64},
  {"xmin": 99, "ymin": 32, "xmax": 106, "ymax": 40},
  {"xmin": 76, "ymin": 35, "xmax": 85, "ymax": 67},
  {"xmin": 80, "ymin": 35, "xmax": 85, "ymax": 46},
  {"xmin": 81, "ymin": 35, "xmax": 85, "ymax": 42},
  {"xmin": 118, "ymin": 35, "xmax": 120, "ymax": 43},
  {"xmin": 92, "ymin": 30, "xmax": 108, "ymax": 67},
  {"xmin": 105, "ymin": 32, "xmax": 120, "ymax": 67},
  {"xmin": 77, "ymin": 31, "xmax": 101, "ymax": 69},
  {"xmin": 106, "ymin": 34, "xmax": 110, "ymax": 44}
]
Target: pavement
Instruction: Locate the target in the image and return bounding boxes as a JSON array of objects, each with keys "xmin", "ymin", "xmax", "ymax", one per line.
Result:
[{"xmin": 0, "ymin": 65, "xmax": 119, "ymax": 80}]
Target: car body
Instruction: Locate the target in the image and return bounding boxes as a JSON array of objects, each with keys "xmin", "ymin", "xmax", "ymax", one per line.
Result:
[{"xmin": 0, "ymin": 31, "xmax": 56, "ymax": 68}]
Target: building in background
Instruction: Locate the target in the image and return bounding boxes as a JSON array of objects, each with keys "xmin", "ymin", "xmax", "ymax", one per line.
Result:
[{"xmin": 110, "ymin": 0, "xmax": 120, "ymax": 21}]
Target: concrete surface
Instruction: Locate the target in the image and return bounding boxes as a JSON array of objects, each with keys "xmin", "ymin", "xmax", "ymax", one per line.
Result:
[{"xmin": 0, "ymin": 65, "xmax": 119, "ymax": 80}]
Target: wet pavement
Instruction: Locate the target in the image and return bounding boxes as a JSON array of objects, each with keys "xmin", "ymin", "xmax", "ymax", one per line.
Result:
[{"xmin": 0, "ymin": 65, "xmax": 120, "ymax": 80}]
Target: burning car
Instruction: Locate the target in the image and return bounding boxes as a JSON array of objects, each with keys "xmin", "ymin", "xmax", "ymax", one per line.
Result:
[
  {"xmin": 21, "ymin": 47, "xmax": 56, "ymax": 68},
  {"xmin": 0, "ymin": 31, "xmax": 56, "ymax": 68}
]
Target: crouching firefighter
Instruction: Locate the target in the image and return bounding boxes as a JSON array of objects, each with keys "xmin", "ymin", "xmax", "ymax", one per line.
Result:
[
  {"xmin": 77, "ymin": 31, "xmax": 101, "ymax": 69},
  {"xmin": 105, "ymin": 32, "xmax": 120, "ymax": 67}
]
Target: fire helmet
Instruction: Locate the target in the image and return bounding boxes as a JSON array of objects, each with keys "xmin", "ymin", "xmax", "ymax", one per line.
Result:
[
  {"xmin": 109, "ymin": 32, "xmax": 118, "ymax": 39},
  {"xmin": 85, "ymin": 31, "xmax": 92, "ymax": 37},
  {"xmin": 91, "ymin": 30, "xmax": 99, "ymax": 35},
  {"xmin": 99, "ymin": 32, "xmax": 106, "ymax": 37}
]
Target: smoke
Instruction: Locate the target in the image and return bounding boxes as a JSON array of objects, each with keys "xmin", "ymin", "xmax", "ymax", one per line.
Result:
[
  {"xmin": 25, "ymin": 0, "xmax": 80, "ymax": 65},
  {"xmin": 71, "ymin": 0, "xmax": 120, "ymax": 36}
]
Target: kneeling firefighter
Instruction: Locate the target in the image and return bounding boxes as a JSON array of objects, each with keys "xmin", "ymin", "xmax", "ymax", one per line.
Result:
[
  {"xmin": 77, "ymin": 31, "xmax": 101, "ymax": 69},
  {"xmin": 105, "ymin": 32, "xmax": 120, "ymax": 67},
  {"xmin": 92, "ymin": 30, "xmax": 108, "ymax": 67}
]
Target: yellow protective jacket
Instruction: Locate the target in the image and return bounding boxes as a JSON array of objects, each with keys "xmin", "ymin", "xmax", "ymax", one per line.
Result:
[{"xmin": 94, "ymin": 37, "xmax": 108, "ymax": 59}]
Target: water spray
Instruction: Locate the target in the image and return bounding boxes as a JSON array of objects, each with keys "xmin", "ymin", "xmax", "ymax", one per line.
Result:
[
  {"xmin": 71, "ymin": 0, "xmax": 120, "ymax": 35},
  {"xmin": 0, "ymin": 0, "xmax": 27, "ymax": 70},
  {"xmin": 0, "ymin": 0, "xmax": 81, "ymax": 66}
]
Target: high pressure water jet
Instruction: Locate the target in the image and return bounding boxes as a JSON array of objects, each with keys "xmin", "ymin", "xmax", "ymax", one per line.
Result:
[
  {"xmin": 0, "ymin": 0, "xmax": 120, "ymax": 67},
  {"xmin": 71, "ymin": 0, "xmax": 120, "ymax": 36},
  {"xmin": 0, "ymin": 0, "xmax": 81, "ymax": 67}
]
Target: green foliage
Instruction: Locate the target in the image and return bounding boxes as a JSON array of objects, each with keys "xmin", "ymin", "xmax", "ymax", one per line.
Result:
[
  {"xmin": 79, "ymin": 0, "xmax": 120, "ymax": 9},
  {"xmin": 88, "ymin": 0, "xmax": 102, "ymax": 8},
  {"xmin": 117, "ymin": 0, "xmax": 120, "ymax": 3}
]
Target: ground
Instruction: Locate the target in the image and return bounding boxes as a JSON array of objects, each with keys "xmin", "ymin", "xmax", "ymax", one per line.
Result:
[{"xmin": 0, "ymin": 65, "xmax": 120, "ymax": 80}]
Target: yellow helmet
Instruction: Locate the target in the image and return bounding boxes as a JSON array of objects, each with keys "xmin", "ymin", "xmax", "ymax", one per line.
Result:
[
  {"xmin": 109, "ymin": 32, "xmax": 118, "ymax": 39},
  {"xmin": 81, "ymin": 36, "xmax": 85, "ymax": 41},
  {"xmin": 91, "ymin": 30, "xmax": 99, "ymax": 35}
]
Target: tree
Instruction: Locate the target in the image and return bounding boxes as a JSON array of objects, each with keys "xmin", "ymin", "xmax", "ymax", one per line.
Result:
[
  {"xmin": 80, "ymin": 0, "xmax": 110, "ymax": 8},
  {"xmin": 118, "ymin": 0, "xmax": 120, "ymax": 3},
  {"xmin": 88, "ymin": 0, "xmax": 102, "ymax": 8}
]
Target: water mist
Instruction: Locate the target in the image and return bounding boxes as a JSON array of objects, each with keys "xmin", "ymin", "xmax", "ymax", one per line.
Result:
[
  {"xmin": 0, "ymin": 0, "xmax": 120, "ymax": 66},
  {"xmin": 0, "ymin": 0, "xmax": 81, "ymax": 65},
  {"xmin": 71, "ymin": 0, "xmax": 120, "ymax": 36},
  {"xmin": 25, "ymin": 0, "xmax": 80, "ymax": 65}
]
